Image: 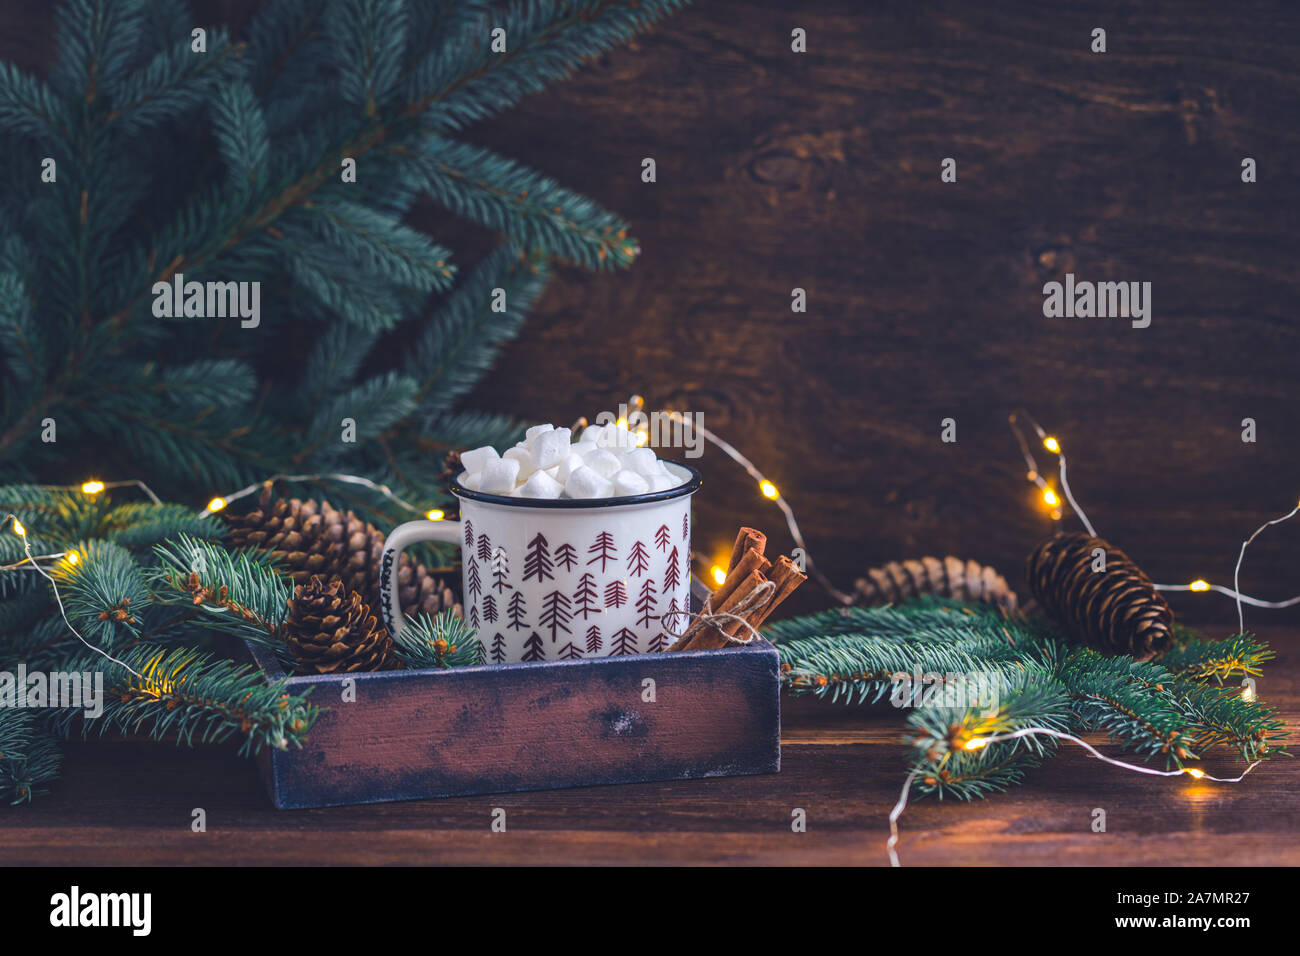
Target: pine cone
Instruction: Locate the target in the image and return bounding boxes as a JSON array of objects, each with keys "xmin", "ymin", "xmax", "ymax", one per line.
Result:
[
  {"xmin": 225, "ymin": 487, "xmax": 461, "ymax": 621},
  {"xmin": 853, "ymin": 557, "xmax": 1018, "ymax": 613},
  {"xmin": 1026, "ymin": 532, "xmax": 1173, "ymax": 661},
  {"xmin": 285, "ymin": 576, "xmax": 395, "ymax": 674}
]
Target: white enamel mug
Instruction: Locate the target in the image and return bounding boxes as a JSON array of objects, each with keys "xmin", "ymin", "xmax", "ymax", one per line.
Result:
[{"xmin": 380, "ymin": 462, "xmax": 702, "ymax": 664}]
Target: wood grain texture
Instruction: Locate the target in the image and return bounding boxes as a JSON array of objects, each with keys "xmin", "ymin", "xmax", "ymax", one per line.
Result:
[
  {"xmin": 244, "ymin": 637, "xmax": 780, "ymax": 809},
  {"xmin": 3, "ymin": 624, "xmax": 1295, "ymax": 866}
]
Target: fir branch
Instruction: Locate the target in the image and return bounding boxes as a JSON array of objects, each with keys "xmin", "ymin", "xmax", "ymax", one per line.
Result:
[
  {"xmin": 326, "ymin": 0, "xmax": 407, "ymax": 114},
  {"xmin": 103, "ymin": 502, "xmax": 224, "ymax": 551},
  {"xmin": 906, "ymin": 668, "xmax": 1070, "ymax": 800},
  {"xmin": 47, "ymin": 643, "xmax": 318, "ymax": 756},
  {"xmin": 777, "ymin": 631, "xmax": 1034, "ymax": 706},
  {"xmin": 413, "ymin": 0, "xmax": 692, "ymax": 131},
  {"xmin": 152, "ymin": 535, "xmax": 290, "ymax": 646},
  {"xmin": 1055, "ymin": 650, "xmax": 1196, "ymax": 766},
  {"xmin": 762, "ymin": 597, "xmax": 1019, "ymax": 644},
  {"xmin": 1169, "ymin": 677, "xmax": 1288, "ymax": 763},
  {"xmin": 49, "ymin": 539, "xmax": 150, "ymax": 647},
  {"xmin": 393, "ymin": 610, "xmax": 484, "ymax": 669},
  {"xmin": 401, "ymin": 241, "xmax": 548, "ymax": 419},
  {"xmin": 0, "ymin": 61, "xmax": 73, "ymax": 141},
  {"xmin": 1158, "ymin": 632, "xmax": 1274, "ymax": 684},
  {"xmin": 210, "ymin": 79, "xmax": 271, "ymax": 191},
  {"xmin": 404, "ymin": 135, "xmax": 637, "ymax": 269},
  {"xmin": 0, "ymin": 710, "xmax": 62, "ymax": 805},
  {"xmin": 106, "ymin": 29, "xmax": 244, "ymax": 133}
]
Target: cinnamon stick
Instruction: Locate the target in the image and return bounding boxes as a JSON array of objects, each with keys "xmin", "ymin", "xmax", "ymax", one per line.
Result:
[
  {"xmin": 708, "ymin": 546, "xmax": 770, "ymax": 611},
  {"xmin": 750, "ymin": 556, "xmax": 806, "ymax": 628},
  {"xmin": 671, "ymin": 569, "xmax": 766, "ymax": 651},
  {"xmin": 727, "ymin": 527, "xmax": 766, "ymax": 572}
]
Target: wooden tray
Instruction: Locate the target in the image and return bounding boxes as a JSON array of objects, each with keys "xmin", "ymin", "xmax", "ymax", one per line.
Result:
[{"xmin": 244, "ymin": 622, "xmax": 780, "ymax": 809}]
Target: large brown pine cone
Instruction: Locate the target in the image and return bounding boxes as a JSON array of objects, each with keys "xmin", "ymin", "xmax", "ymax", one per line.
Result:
[
  {"xmin": 225, "ymin": 487, "xmax": 461, "ymax": 621},
  {"xmin": 853, "ymin": 557, "xmax": 1018, "ymax": 613},
  {"xmin": 1026, "ymin": 532, "xmax": 1174, "ymax": 661},
  {"xmin": 286, "ymin": 576, "xmax": 395, "ymax": 675}
]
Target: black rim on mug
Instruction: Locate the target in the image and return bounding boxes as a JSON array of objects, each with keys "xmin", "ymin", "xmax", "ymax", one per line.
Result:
[{"xmin": 451, "ymin": 462, "xmax": 703, "ymax": 509}]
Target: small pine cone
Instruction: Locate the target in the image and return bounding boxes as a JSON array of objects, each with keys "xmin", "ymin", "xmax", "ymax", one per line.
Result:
[
  {"xmin": 286, "ymin": 576, "xmax": 395, "ymax": 675},
  {"xmin": 853, "ymin": 557, "xmax": 1018, "ymax": 613},
  {"xmin": 1026, "ymin": 532, "xmax": 1173, "ymax": 661}
]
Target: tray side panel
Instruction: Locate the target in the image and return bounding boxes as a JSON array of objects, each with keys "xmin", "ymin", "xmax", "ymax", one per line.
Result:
[{"xmin": 264, "ymin": 645, "xmax": 780, "ymax": 808}]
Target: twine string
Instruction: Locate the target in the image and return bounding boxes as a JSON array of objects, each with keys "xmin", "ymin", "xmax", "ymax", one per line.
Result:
[{"xmin": 661, "ymin": 579, "xmax": 775, "ymax": 646}]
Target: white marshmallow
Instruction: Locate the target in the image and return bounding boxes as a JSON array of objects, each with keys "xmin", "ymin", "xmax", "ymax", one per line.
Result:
[
  {"xmin": 646, "ymin": 473, "xmax": 677, "ymax": 492},
  {"xmin": 503, "ymin": 445, "xmax": 538, "ymax": 480},
  {"xmin": 613, "ymin": 470, "xmax": 649, "ymax": 496},
  {"xmin": 461, "ymin": 471, "xmax": 483, "ymax": 491},
  {"xmin": 565, "ymin": 466, "xmax": 614, "ymax": 499},
  {"xmin": 584, "ymin": 448, "xmax": 621, "ymax": 478},
  {"xmin": 525, "ymin": 424, "xmax": 554, "ymax": 443},
  {"xmin": 622, "ymin": 447, "xmax": 660, "ymax": 476},
  {"xmin": 533, "ymin": 428, "xmax": 569, "ymax": 469},
  {"xmin": 459, "ymin": 445, "xmax": 499, "ymax": 475},
  {"xmin": 597, "ymin": 423, "xmax": 634, "ymax": 451},
  {"xmin": 556, "ymin": 452, "xmax": 585, "ymax": 482},
  {"xmin": 480, "ymin": 457, "xmax": 521, "ymax": 494},
  {"xmin": 577, "ymin": 424, "xmax": 601, "ymax": 444},
  {"xmin": 518, "ymin": 470, "xmax": 564, "ymax": 499}
]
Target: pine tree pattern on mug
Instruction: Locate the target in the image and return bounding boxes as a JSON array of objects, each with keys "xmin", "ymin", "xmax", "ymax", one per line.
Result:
[{"xmin": 466, "ymin": 525, "xmax": 688, "ymax": 662}]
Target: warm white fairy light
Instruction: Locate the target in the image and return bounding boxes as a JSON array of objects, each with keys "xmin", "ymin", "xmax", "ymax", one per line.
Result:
[
  {"xmin": 39, "ymin": 478, "xmax": 162, "ymax": 504},
  {"xmin": 1008, "ymin": 411, "xmax": 1096, "ymax": 535},
  {"xmin": 887, "ymin": 726, "xmax": 1261, "ymax": 866}
]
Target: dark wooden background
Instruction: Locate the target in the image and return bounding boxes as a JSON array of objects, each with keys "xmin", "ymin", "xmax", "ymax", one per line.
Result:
[{"xmin": 3, "ymin": 1, "xmax": 1299, "ymax": 626}]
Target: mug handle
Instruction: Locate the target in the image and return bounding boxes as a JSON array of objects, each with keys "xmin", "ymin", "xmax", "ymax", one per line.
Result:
[{"xmin": 380, "ymin": 520, "xmax": 462, "ymax": 640}]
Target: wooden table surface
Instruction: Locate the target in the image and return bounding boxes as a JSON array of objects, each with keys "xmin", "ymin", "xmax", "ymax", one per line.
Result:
[{"xmin": 3, "ymin": 623, "xmax": 1295, "ymax": 867}]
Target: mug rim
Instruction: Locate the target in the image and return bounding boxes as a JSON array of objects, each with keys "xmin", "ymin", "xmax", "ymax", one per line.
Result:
[{"xmin": 452, "ymin": 461, "xmax": 702, "ymax": 510}]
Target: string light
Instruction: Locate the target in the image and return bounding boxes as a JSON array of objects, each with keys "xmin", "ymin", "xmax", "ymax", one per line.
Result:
[
  {"xmin": 656, "ymin": 406, "xmax": 855, "ymax": 606},
  {"xmin": 888, "ymin": 726, "xmax": 1261, "ymax": 866},
  {"xmin": 1, "ymin": 513, "xmax": 144, "ymax": 680},
  {"xmin": 711, "ymin": 565, "xmax": 727, "ymax": 586},
  {"xmin": 426, "ymin": 509, "xmax": 445, "ymax": 521},
  {"xmin": 1008, "ymin": 411, "xmax": 1096, "ymax": 536},
  {"xmin": 198, "ymin": 472, "xmax": 427, "ymax": 519},
  {"xmin": 1010, "ymin": 412, "xmax": 1300, "ymax": 622},
  {"xmin": 38, "ymin": 478, "xmax": 161, "ymax": 504}
]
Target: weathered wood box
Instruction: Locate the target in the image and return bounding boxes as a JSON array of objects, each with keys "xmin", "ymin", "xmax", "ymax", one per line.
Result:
[{"xmin": 245, "ymin": 635, "xmax": 781, "ymax": 809}]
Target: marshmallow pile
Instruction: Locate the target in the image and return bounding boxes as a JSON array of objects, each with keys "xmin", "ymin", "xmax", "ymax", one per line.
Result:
[{"xmin": 458, "ymin": 422, "xmax": 686, "ymax": 500}]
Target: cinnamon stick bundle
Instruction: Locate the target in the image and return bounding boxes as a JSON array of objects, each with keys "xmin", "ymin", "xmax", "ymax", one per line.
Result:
[{"xmin": 669, "ymin": 527, "xmax": 806, "ymax": 652}]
